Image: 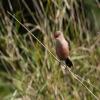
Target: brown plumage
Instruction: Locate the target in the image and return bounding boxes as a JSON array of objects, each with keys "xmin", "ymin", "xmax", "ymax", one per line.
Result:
[{"xmin": 54, "ymin": 31, "xmax": 73, "ymax": 67}]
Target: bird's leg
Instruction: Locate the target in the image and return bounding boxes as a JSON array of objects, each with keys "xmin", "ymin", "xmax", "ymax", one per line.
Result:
[{"xmin": 59, "ymin": 61, "xmax": 66, "ymax": 75}]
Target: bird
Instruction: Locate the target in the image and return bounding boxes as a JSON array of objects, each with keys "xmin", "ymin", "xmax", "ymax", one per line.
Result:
[{"xmin": 54, "ymin": 31, "xmax": 73, "ymax": 68}]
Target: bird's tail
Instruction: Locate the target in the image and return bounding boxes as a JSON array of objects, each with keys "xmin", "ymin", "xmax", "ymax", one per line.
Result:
[{"xmin": 65, "ymin": 57, "xmax": 73, "ymax": 68}]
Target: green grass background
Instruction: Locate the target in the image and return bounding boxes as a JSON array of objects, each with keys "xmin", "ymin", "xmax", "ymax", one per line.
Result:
[{"xmin": 0, "ymin": 0, "xmax": 100, "ymax": 100}]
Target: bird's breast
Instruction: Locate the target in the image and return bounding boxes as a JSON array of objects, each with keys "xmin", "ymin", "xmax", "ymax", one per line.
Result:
[{"xmin": 56, "ymin": 40, "xmax": 69, "ymax": 60}]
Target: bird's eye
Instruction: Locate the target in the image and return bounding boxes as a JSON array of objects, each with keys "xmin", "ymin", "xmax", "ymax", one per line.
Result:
[{"xmin": 54, "ymin": 33, "xmax": 60, "ymax": 38}]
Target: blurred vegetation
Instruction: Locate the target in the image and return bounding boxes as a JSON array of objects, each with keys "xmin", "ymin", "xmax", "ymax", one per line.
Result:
[{"xmin": 0, "ymin": 0, "xmax": 100, "ymax": 100}]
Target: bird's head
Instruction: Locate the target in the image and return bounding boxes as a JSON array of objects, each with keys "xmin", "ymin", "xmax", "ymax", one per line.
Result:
[{"xmin": 54, "ymin": 31, "xmax": 63, "ymax": 39}]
